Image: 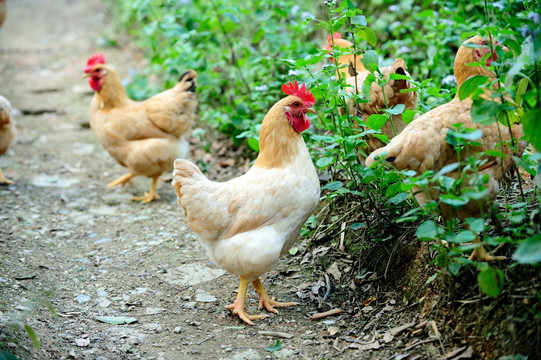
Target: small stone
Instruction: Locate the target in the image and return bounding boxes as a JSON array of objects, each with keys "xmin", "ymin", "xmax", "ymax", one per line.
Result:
[
  {"xmin": 183, "ymin": 302, "xmax": 197, "ymax": 309},
  {"xmin": 76, "ymin": 294, "xmax": 91, "ymax": 304},
  {"xmin": 98, "ymin": 298, "xmax": 111, "ymax": 308},
  {"xmin": 173, "ymin": 326, "xmax": 183, "ymax": 334},
  {"xmin": 195, "ymin": 289, "xmax": 217, "ymax": 302}
]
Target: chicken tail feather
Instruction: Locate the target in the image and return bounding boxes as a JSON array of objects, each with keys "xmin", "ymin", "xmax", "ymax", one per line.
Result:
[{"xmin": 172, "ymin": 159, "xmax": 204, "ymax": 212}]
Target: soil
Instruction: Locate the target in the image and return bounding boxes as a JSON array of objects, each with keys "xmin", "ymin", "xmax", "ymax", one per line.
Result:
[{"xmin": 0, "ymin": 1, "xmax": 538, "ymax": 360}]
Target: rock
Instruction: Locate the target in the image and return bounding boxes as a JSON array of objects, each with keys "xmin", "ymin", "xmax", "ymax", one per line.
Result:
[
  {"xmin": 195, "ymin": 289, "xmax": 217, "ymax": 302},
  {"xmin": 76, "ymin": 294, "xmax": 91, "ymax": 304},
  {"xmin": 98, "ymin": 298, "xmax": 111, "ymax": 308},
  {"xmin": 173, "ymin": 326, "xmax": 182, "ymax": 334},
  {"xmin": 145, "ymin": 307, "xmax": 166, "ymax": 315}
]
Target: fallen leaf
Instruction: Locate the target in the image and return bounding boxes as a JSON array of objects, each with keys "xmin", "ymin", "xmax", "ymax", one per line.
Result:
[
  {"xmin": 264, "ymin": 340, "xmax": 282, "ymax": 352},
  {"xmin": 363, "ymin": 295, "xmax": 376, "ymax": 306},
  {"xmin": 349, "ymin": 340, "xmax": 381, "ymax": 350},
  {"xmin": 328, "ymin": 326, "xmax": 339, "ymax": 336},
  {"xmin": 327, "ymin": 262, "xmax": 341, "ymax": 281},
  {"xmin": 95, "ymin": 316, "xmax": 137, "ymax": 325},
  {"xmin": 390, "ymin": 322, "xmax": 416, "ymax": 336}
]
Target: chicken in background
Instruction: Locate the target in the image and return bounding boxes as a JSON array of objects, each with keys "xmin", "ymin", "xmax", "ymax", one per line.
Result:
[
  {"xmin": 173, "ymin": 81, "xmax": 320, "ymax": 325},
  {"xmin": 84, "ymin": 54, "xmax": 197, "ymax": 203},
  {"xmin": 366, "ymin": 35, "xmax": 527, "ymax": 261},
  {"xmin": 0, "ymin": 95, "xmax": 15, "ymax": 184},
  {"xmin": 325, "ymin": 32, "xmax": 418, "ymax": 152}
]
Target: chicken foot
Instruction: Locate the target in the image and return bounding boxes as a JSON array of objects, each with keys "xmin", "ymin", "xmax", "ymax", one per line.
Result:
[
  {"xmin": 468, "ymin": 237, "xmax": 505, "ymax": 262},
  {"xmin": 130, "ymin": 176, "xmax": 160, "ymax": 204},
  {"xmin": 107, "ymin": 173, "xmax": 135, "ymax": 188},
  {"xmin": 226, "ymin": 275, "xmax": 266, "ymax": 326},
  {"xmin": 0, "ymin": 168, "xmax": 13, "ymax": 184},
  {"xmin": 252, "ymin": 278, "xmax": 299, "ymax": 313}
]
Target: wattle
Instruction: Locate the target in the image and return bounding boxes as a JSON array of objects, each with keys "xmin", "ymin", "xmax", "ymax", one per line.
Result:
[
  {"xmin": 89, "ymin": 77, "xmax": 102, "ymax": 92},
  {"xmin": 293, "ymin": 113, "xmax": 311, "ymax": 133}
]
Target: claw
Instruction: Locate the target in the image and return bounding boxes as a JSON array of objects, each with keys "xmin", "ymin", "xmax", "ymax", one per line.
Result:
[
  {"xmin": 227, "ymin": 275, "xmax": 266, "ymax": 326},
  {"xmin": 252, "ymin": 278, "xmax": 299, "ymax": 313}
]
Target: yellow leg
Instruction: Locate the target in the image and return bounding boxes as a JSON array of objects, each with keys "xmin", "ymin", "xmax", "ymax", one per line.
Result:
[
  {"xmin": 469, "ymin": 237, "xmax": 505, "ymax": 262},
  {"xmin": 0, "ymin": 168, "xmax": 13, "ymax": 185},
  {"xmin": 252, "ymin": 278, "xmax": 299, "ymax": 313},
  {"xmin": 226, "ymin": 275, "xmax": 266, "ymax": 326},
  {"xmin": 107, "ymin": 173, "xmax": 135, "ymax": 188},
  {"xmin": 131, "ymin": 176, "xmax": 160, "ymax": 204}
]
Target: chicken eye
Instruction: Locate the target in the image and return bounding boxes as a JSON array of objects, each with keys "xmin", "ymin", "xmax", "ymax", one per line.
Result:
[{"xmin": 293, "ymin": 101, "xmax": 300, "ymax": 107}]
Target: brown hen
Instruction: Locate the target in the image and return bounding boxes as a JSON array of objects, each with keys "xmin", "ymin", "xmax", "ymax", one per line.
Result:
[{"xmin": 366, "ymin": 35, "xmax": 527, "ymax": 261}]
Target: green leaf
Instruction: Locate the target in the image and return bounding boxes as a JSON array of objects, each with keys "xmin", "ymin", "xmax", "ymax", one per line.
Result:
[
  {"xmin": 425, "ymin": 272, "xmax": 440, "ymax": 285},
  {"xmin": 316, "ymin": 157, "xmax": 334, "ymax": 168},
  {"xmin": 389, "ymin": 73, "xmax": 411, "ymax": 80},
  {"xmin": 0, "ymin": 352, "xmax": 20, "ymax": 360},
  {"xmin": 471, "ymin": 98, "xmax": 500, "ymax": 125},
  {"xmin": 441, "ymin": 194, "xmax": 469, "ymax": 207},
  {"xmin": 466, "ymin": 218, "xmax": 485, "ymax": 233},
  {"xmin": 512, "ymin": 235, "xmax": 541, "ymax": 264},
  {"xmin": 265, "ymin": 340, "xmax": 282, "ymax": 352},
  {"xmin": 95, "ymin": 316, "xmax": 137, "ymax": 325},
  {"xmin": 252, "ymin": 28, "xmax": 265, "ymax": 44},
  {"xmin": 356, "ymin": 27, "xmax": 377, "ymax": 47},
  {"xmin": 416, "ymin": 220, "xmax": 443, "ymax": 240},
  {"xmin": 361, "ymin": 49, "xmax": 379, "ymax": 71},
  {"xmin": 402, "ymin": 109, "xmax": 416, "ymax": 125},
  {"xmin": 351, "ymin": 222, "xmax": 365, "ymax": 230},
  {"xmin": 458, "ymin": 75, "xmax": 488, "ymax": 100},
  {"xmin": 366, "ymin": 114, "xmax": 388, "ymax": 130},
  {"xmin": 289, "ymin": 247, "xmax": 299, "ymax": 256},
  {"xmin": 322, "ymin": 181, "xmax": 343, "ymax": 191},
  {"xmin": 389, "ymin": 192, "xmax": 408, "ymax": 204},
  {"xmin": 247, "ymin": 137, "xmax": 260, "ymax": 152},
  {"xmin": 350, "ymin": 15, "xmax": 367, "ymax": 26},
  {"xmin": 522, "ymin": 108, "xmax": 541, "ymax": 152},
  {"xmin": 385, "ymin": 104, "xmax": 406, "ymax": 115},
  {"xmin": 25, "ymin": 324, "xmax": 40, "ymax": 349},
  {"xmin": 362, "ymin": 73, "xmax": 376, "ymax": 99},
  {"xmin": 477, "ymin": 267, "xmax": 504, "ymax": 297}
]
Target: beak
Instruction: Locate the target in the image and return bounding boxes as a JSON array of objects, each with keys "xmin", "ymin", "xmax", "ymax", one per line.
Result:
[
  {"xmin": 305, "ymin": 107, "xmax": 316, "ymax": 114},
  {"xmin": 83, "ymin": 73, "xmax": 90, "ymax": 79}
]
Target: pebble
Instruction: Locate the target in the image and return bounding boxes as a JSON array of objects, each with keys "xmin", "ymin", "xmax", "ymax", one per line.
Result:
[
  {"xmin": 173, "ymin": 326, "xmax": 183, "ymax": 334},
  {"xmin": 76, "ymin": 294, "xmax": 91, "ymax": 304},
  {"xmin": 195, "ymin": 289, "xmax": 217, "ymax": 303}
]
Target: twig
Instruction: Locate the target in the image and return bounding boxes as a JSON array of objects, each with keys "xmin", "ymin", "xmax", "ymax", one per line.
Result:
[
  {"xmin": 14, "ymin": 275, "xmax": 36, "ymax": 281},
  {"xmin": 197, "ymin": 335, "xmax": 214, "ymax": 345},
  {"xmin": 311, "ymin": 308, "xmax": 343, "ymax": 320},
  {"xmin": 402, "ymin": 338, "xmax": 439, "ymax": 352},
  {"xmin": 258, "ymin": 331, "xmax": 293, "ymax": 339}
]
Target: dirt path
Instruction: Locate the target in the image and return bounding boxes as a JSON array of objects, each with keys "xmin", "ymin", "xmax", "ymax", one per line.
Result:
[{"xmin": 0, "ymin": 1, "xmax": 441, "ymax": 360}]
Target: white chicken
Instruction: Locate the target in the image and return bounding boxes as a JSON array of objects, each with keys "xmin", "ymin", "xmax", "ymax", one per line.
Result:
[{"xmin": 172, "ymin": 81, "xmax": 320, "ymax": 325}]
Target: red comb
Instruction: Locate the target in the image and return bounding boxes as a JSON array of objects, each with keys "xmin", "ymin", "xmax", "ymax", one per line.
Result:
[
  {"xmin": 325, "ymin": 32, "xmax": 342, "ymax": 51},
  {"xmin": 281, "ymin": 81, "xmax": 315, "ymax": 105},
  {"xmin": 84, "ymin": 53, "xmax": 106, "ymax": 73}
]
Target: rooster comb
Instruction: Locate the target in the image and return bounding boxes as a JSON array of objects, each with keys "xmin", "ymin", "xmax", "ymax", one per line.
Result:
[
  {"xmin": 327, "ymin": 32, "xmax": 341, "ymax": 45},
  {"xmin": 85, "ymin": 53, "xmax": 106, "ymax": 72},
  {"xmin": 282, "ymin": 81, "xmax": 315, "ymax": 105}
]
